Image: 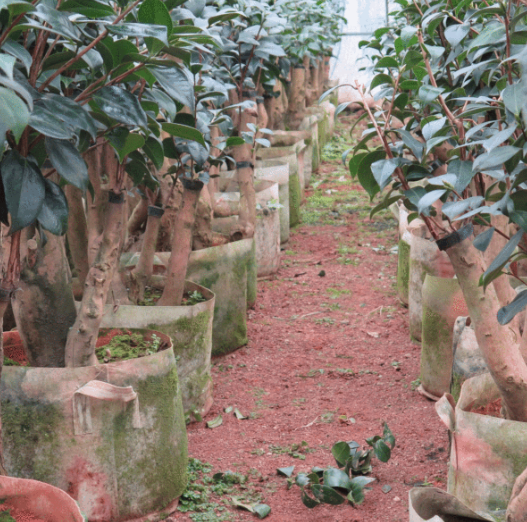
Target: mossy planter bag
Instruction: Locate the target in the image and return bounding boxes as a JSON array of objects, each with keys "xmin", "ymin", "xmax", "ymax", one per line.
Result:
[
  {"xmin": 419, "ymin": 275, "xmax": 468, "ymax": 400},
  {"xmin": 1, "ymin": 330, "xmax": 188, "ymax": 522},
  {"xmin": 436, "ymin": 374, "xmax": 527, "ymax": 521},
  {"xmin": 187, "ymin": 239, "xmax": 254, "ymax": 355},
  {"xmin": 100, "ymin": 281, "xmax": 215, "ymax": 419},
  {"xmin": 256, "ymin": 142, "xmax": 305, "ymax": 227},
  {"xmin": 0, "ymin": 476, "xmax": 85, "ymax": 521},
  {"xmin": 254, "ymin": 161, "xmax": 290, "ymax": 244},
  {"xmin": 409, "ymin": 226, "xmax": 455, "ymax": 341},
  {"xmin": 213, "ymin": 179, "xmax": 281, "ymax": 277},
  {"xmin": 451, "ymin": 317, "xmax": 487, "ymax": 402}
]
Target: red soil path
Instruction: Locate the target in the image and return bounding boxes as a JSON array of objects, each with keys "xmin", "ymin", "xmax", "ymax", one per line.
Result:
[{"xmin": 176, "ymin": 114, "xmax": 449, "ymax": 522}]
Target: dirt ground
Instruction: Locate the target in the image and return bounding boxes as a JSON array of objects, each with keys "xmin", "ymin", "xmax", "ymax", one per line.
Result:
[{"xmin": 174, "ymin": 113, "xmax": 449, "ymax": 522}]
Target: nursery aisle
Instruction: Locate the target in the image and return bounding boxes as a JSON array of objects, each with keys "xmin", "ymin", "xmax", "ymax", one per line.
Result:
[{"xmin": 177, "ymin": 114, "xmax": 449, "ymax": 522}]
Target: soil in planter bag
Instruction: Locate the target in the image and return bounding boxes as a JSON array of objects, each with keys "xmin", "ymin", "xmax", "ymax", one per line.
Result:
[{"xmin": 436, "ymin": 373, "xmax": 527, "ymax": 521}]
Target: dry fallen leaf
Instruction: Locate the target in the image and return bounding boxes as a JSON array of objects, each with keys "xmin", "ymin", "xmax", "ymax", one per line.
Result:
[{"xmin": 366, "ymin": 331, "xmax": 380, "ymax": 338}]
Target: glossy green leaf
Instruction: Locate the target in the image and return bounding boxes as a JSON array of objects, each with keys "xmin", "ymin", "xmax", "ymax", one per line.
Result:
[
  {"xmin": 0, "ymin": 87, "xmax": 29, "ymax": 144},
  {"xmin": 206, "ymin": 415, "xmax": 223, "ymax": 429},
  {"xmin": 152, "ymin": 66, "xmax": 195, "ymax": 112},
  {"xmin": 371, "ymin": 158, "xmax": 399, "ymax": 190},
  {"xmin": 253, "ymin": 504, "xmax": 271, "ymax": 519},
  {"xmin": 110, "ymin": 132, "xmax": 145, "ymax": 163},
  {"xmin": 498, "ymin": 289, "xmax": 527, "ymax": 325},
  {"xmin": 311, "ymin": 485, "xmax": 346, "ymax": 505},
  {"xmin": 323, "ymin": 468, "xmax": 352, "ymax": 491},
  {"xmin": 503, "ymin": 82, "xmax": 523, "ymax": 116},
  {"xmin": 277, "ymin": 466, "xmax": 295, "ymax": 477},
  {"xmin": 93, "ymin": 86, "xmax": 148, "ymax": 128},
  {"xmin": 331, "ymin": 441, "xmax": 351, "ymax": 467},
  {"xmin": 481, "ymin": 230, "xmax": 524, "ymax": 289},
  {"xmin": 0, "ymin": 151, "xmax": 46, "ymax": 233},
  {"xmin": 301, "ymin": 490, "xmax": 320, "ymax": 508},
  {"xmin": 162, "ymin": 123, "xmax": 206, "ymax": 146},
  {"xmin": 45, "ymin": 138, "xmax": 88, "ymax": 190},
  {"xmin": 142, "ymin": 136, "xmax": 164, "ymax": 170},
  {"xmin": 473, "ymin": 227, "xmax": 495, "ymax": 252},
  {"xmin": 37, "ymin": 178, "xmax": 68, "ymax": 235},
  {"xmin": 417, "ymin": 190, "xmax": 446, "ymax": 215},
  {"xmin": 373, "ymin": 439, "xmax": 391, "ymax": 462},
  {"xmin": 370, "ymin": 73, "xmax": 393, "ymax": 90},
  {"xmin": 108, "ymin": 23, "xmax": 168, "ymax": 45},
  {"xmin": 473, "ymin": 146, "xmax": 521, "ymax": 172},
  {"xmin": 60, "ymin": 0, "xmax": 115, "ymax": 17},
  {"xmin": 357, "ymin": 150, "xmax": 384, "ymax": 200}
]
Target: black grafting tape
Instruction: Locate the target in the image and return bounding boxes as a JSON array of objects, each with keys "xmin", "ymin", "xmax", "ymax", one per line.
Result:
[
  {"xmin": 263, "ymin": 92, "xmax": 273, "ymax": 99},
  {"xmin": 236, "ymin": 161, "xmax": 253, "ymax": 169},
  {"xmin": 109, "ymin": 191, "xmax": 125, "ymax": 204},
  {"xmin": 242, "ymin": 90, "xmax": 257, "ymax": 98},
  {"xmin": 436, "ymin": 224, "xmax": 473, "ymax": 251},
  {"xmin": 0, "ymin": 287, "xmax": 10, "ymax": 302},
  {"xmin": 294, "ymin": 64, "xmax": 305, "ymax": 69},
  {"xmin": 255, "ymin": 96, "xmax": 264, "ymax": 104},
  {"xmin": 148, "ymin": 205, "xmax": 165, "ymax": 218}
]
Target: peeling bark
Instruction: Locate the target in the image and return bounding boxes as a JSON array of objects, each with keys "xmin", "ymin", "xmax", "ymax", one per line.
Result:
[
  {"xmin": 64, "ymin": 192, "xmax": 126, "ymax": 367},
  {"xmin": 127, "ymin": 195, "xmax": 148, "ymax": 236},
  {"xmin": 158, "ymin": 179, "xmax": 203, "ymax": 307}
]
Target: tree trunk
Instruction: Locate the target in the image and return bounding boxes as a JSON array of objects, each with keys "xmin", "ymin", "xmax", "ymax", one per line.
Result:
[
  {"xmin": 127, "ymin": 195, "xmax": 148, "ymax": 236},
  {"xmin": 64, "ymin": 191, "xmax": 126, "ymax": 367},
  {"xmin": 12, "ymin": 235, "xmax": 77, "ymax": 368},
  {"xmin": 231, "ymin": 90, "xmax": 258, "ymax": 240},
  {"xmin": 158, "ymin": 178, "xmax": 204, "ymax": 307},
  {"xmin": 287, "ymin": 64, "xmax": 306, "ymax": 130},
  {"xmin": 256, "ymin": 96, "xmax": 268, "ymax": 130},
  {"xmin": 193, "ymin": 188, "xmax": 213, "ymax": 250},
  {"xmin": 65, "ymin": 185, "xmax": 89, "ymax": 287},
  {"xmin": 443, "ymin": 226, "xmax": 527, "ymax": 421},
  {"xmin": 507, "ymin": 466, "xmax": 527, "ymax": 521},
  {"xmin": 0, "ymin": 295, "xmax": 10, "ymax": 475},
  {"xmin": 129, "ymin": 205, "xmax": 164, "ymax": 303}
]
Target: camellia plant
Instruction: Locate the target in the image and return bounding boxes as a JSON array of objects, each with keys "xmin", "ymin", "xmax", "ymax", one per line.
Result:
[{"xmin": 325, "ymin": 0, "xmax": 527, "ymax": 518}]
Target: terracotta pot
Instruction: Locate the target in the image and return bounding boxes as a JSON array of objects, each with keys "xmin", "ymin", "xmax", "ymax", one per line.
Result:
[
  {"xmin": 408, "ymin": 226, "xmax": 455, "ymax": 341},
  {"xmin": 419, "ymin": 275, "xmax": 468, "ymax": 400},
  {"xmin": 436, "ymin": 373, "xmax": 527, "ymax": 520},
  {"xmin": 1, "ymin": 330, "xmax": 188, "ymax": 522},
  {"xmin": 0, "ymin": 475, "xmax": 84, "ymax": 521},
  {"xmin": 100, "ymin": 281, "xmax": 215, "ymax": 419}
]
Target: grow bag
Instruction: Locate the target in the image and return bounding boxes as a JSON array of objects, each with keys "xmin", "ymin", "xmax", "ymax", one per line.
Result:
[
  {"xmin": 419, "ymin": 275, "xmax": 468, "ymax": 400},
  {"xmin": 100, "ymin": 281, "xmax": 215, "ymax": 419},
  {"xmin": 1, "ymin": 330, "xmax": 188, "ymax": 522},
  {"xmin": 451, "ymin": 317, "xmax": 487, "ymax": 402},
  {"xmin": 409, "ymin": 487, "xmax": 495, "ymax": 521},
  {"xmin": 436, "ymin": 373, "xmax": 527, "ymax": 520},
  {"xmin": 213, "ymin": 179, "xmax": 281, "ymax": 277},
  {"xmin": 256, "ymin": 142, "xmax": 306, "ymax": 227},
  {"xmin": 0, "ymin": 476, "xmax": 84, "ymax": 521},
  {"xmin": 409, "ymin": 226, "xmax": 455, "ymax": 341},
  {"xmin": 254, "ymin": 160, "xmax": 290, "ymax": 244}
]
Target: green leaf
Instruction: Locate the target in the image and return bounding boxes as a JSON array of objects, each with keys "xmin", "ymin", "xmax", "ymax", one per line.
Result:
[
  {"xmin": 498, "ymin": 289, "xmax": 527, "ymax": 325},
  {"xmin": 331, "ymin": 441, "xmax": 351, "ymax": 467},
  {"xmin": 277, "ymin": 466, "xmax": 295, "ymax": 477},
  {"xmin": 395, "ymin": 129, "xmax": 424, "ymax": 161},
  {"xmin": 152, "ymin": 67, "xmax": 195, "ymax": 112},
  {"xmin": 444, "ymin": 23, "xmax": 470, "ymax": 46},
  {"xmin": 357, "ymin": 150, "xmax": 384, "ymax": 200},
  {"xmin": 226, "ymin": 136, "xmax": 245, "ymax": 147},
  {"xmin": 311, "ymin": 485, "xmax": 346, "ymax": 505},
  {"xmin": 0, "ymin": 151, "xmax": 46, "ymax": 233},
  {"xmin": 375, "ymin": 56, "xmax": 398, "ymax": 68},
  {"xmin": 323, "ymin": 468, "xmax": 352, "ymax": 491},
  {"xmin": 2, "ymin": 40, "xmax": 32, "ymax": 74},
  {"xmin": 138, "ymin": 0, "xmax": 173, "ymax": 53},
  {"xmin": 92, "ymin": 86, "xmax": 148, "ymax": 128},
  {"xmin": 347, "ymin": 484, "xmax": 365, "ymax": 505},
  {"xmin": 473, "ymin": 227, "xmax": 495, "ymax": 252},
  {"xmin": 403, "ymin": 50, "xmax": 423, "ymax": 69},
  {"xmin": 45, "ymin": 138, "xmax": 88, "ymax": 191},
  {"xmin": 371, "ymin": 158, "xmax": 399, "ymax": 190},
  {"xmin": 510, "ymin": 210, "xmax": 527, "ymax": 232},
  {"xmin": 373, "ymin": 440, "xmax": 391, "ymax": 462},
  {"xmin": 473, "ymin": 146, "xmax": 521, "ymax": 172},
  {"xmin": 448, "ymin": 160, "xmax": 475, "ymax": 193},
  {"xmin": 400, "ymin": 79, "xmax": 420, "ymax": 90},
  {"xmin": 383, "ymin": 423, "xmax": 396, "ymax": 449},
  {"xmin": 142, "ymin": 136, "xmax": 164, "ymax": 170},
  {"xmin": 107, "ymin": 23, "xmax": 168, "ymax": 45},
  {"xmin": 301, "ymin": 490, "xmax": 320, "ymax": 508},
  {"xmin": 418, "ymin": 85, "xmax": 444, "ymax": 104},
  {"xmin": 422, "ymin": 117, "xmax": 446, "ymax": 141},
  {"xmin": 370, "ymin": 73, "xmax": 393, "ymax": 91},
  {"xmin": 503, "ymin": 82, "xmax": 523, "ymax": 116},
  {"xmin": 0, "ymin": 87, "xmax": 29, "ymax": 144},
  {"xmin": 295, "ymin": 474, "xmax": 310, "ymax": 487},
  {"xmin": 442, "ymin": 197, "xmax": 484, "ymax": 220},
  {"xmin": 108, "ymin": 127, "xmax": 145, "ymax": 163},
  {"xmin": 59, "ymin": 0, "xmax": 115, "ymax": 17},
  {"xmin": 481, "ymin": 230, "xmax": 524, "ymax": 289},
  {"xmin": 39, "ymin": 94, "xmax": 97, "ymax": 138},
  {"xmin": 468, "ymin": 22, "xmax": 506, "ymax": 50},
  {"xmin": 351, "ymin": 476, "xmax": 376, "ymax": 488},
  {"xmin": 417, "ymin": 190, "xmax": 446, "ymax": 215},
  {"xmin": 206, "ymin": 414, "xmax": 223, "ymax": 429},
  {"xmin": 37, "ymin": 178, "xmax": 68, "ymax": 235},
  {"xmin": 29, "ymin": 105, "xmax": 74, "ymax": 140},
  {"xmin": 161, "ymin": 123, "xmax": 205, "ymax": 146},
  {"xmin": 253, "ymin": 504, "xmax": 271, "ymax": 519}
]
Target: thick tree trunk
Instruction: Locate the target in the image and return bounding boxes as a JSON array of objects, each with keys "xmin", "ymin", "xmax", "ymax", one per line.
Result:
[
  {"xmin": 287, "ymin": 64, "xmax": 306, "ymax": 130},
  {"xmin": 64, "ymin": 191, "xmax": 126, "ymax": 367},
  {"xmin": 231, "ymin": 91, "xmax": 258, "ymax": 240},
  {"xmin": 192, "ymin": 188, "xmax": 213, "ymax": 250},
  {"xmin": 158, "ymin": 178, "xmax": 203, "ymax": 307},
  {"xmin": 12, "ymin": 235, "xmax": 77, "ymax": 367},
  {"xmin": 65, "ymin": 185, "xmax": 89, "ymax": 286},
  {"xmin": 443, "ymin": 227, "xmax": 527, "ymax": 422},
  {"xmin": 129, "ymin": 206, "xmax": 164, "ymax": 303},
  {"xmin": 507, "ymin": 466, "xmax": 527, "ymax": 521}
]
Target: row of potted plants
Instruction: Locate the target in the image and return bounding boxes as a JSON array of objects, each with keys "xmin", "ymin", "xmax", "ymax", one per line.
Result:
[
  {"xmin": 0, "ymin": 0, "xmax": 342, "ymax": 519},
  {"xmin": 338, "ymin": 0, "xmax": 527, "ymax": 520}
]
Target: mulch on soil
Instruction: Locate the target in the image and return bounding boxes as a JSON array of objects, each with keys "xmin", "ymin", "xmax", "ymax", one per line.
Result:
[{"xmin": 175, "ymin": 113, "xmax": 449, "ymax": 522}]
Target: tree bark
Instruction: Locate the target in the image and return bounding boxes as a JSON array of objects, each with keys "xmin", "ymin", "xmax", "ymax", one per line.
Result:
[
  {"xmin": 0, "ymin": 295, "xmax": 10, "ymax": 475},
  {"xmin": 64, "ymin": 191, "xmax": 126, "ymax": 367},
  {"xmin": 12, "ymin": 235, "xmax": 77, "ymax": 367},
  {"xmin": 65, "ymin": 185, "xmax": 89, "ymax": 287},
  {"xmin": 444, "ymin": 227, "xmax": 527, "ymax": 421},
  {"xmin": 507, "ymin": 466, "xmax": 527, "ymax": 521},
  {"xmin": 158, "ymin": 178, "xmax": 203, "ymax": 307},
  {"xmin": 256, "ymin": 96, "xmax": 268, "ymax": 130},
  {"xmin": 127, "ymin": 195, "xmax": 148, "ymax": 236},
  {"xmin": 231, "ymin": 91, "xmax": 258, "ymax": 240},
  {"xmin": 287, "ymin": 64, "xmax": 306, "ymax": 130},
  {"xmin": 129, "ymin": 206, "xmax": 163, "ymax": 303}
]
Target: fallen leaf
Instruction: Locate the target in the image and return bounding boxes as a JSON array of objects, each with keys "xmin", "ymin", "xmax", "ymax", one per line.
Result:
[
  {"xmin": 207, "ymin": 415, "xmax": 223, "ymax": 429},
  {"xmin": 366, "ymin": 332, "xmax": 380, "ymax": 338},
  {"xmin": 234, "ymin": 408, "xmax": 247, "ymax": 420}
]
